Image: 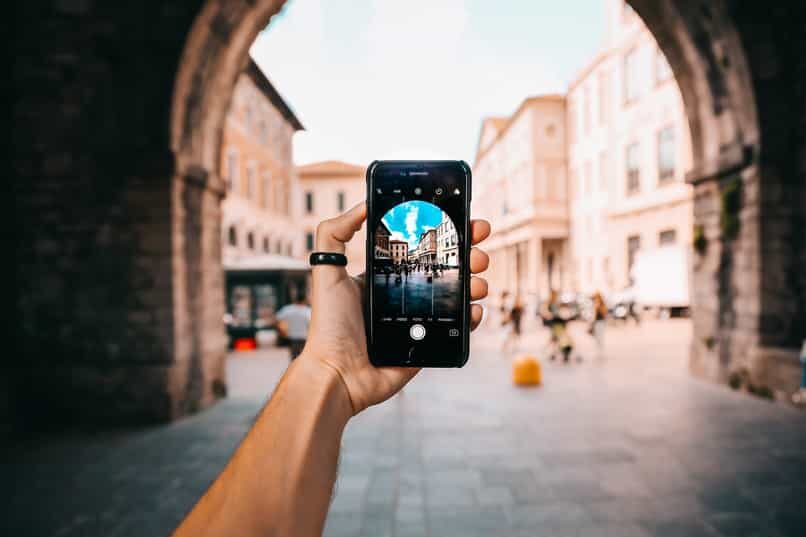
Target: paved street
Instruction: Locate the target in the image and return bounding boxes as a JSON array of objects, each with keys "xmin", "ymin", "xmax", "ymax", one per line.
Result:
[
  {"xmin": 6, "ymin": 319, "xmax": 806, "ymax": 537},
  {"xmin": 375, "ymin": 269, "xmax": 461, "ymax": 318}
]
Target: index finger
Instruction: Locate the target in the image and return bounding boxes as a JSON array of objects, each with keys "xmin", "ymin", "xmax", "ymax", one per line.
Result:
[
  {"xmin": 315, "ymin": 202, "xmax": 367, "ymax": 253},
  {"xmin": 471, "ymin": 219, "xmax": 491, "ymax": 245}
]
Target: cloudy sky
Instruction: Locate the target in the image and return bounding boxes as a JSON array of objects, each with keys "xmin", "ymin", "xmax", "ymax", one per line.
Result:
[
  {"xmin": 250, "ymin": 0, "xmax": 605, "ymax": 165},
  {"xmin": 382, "ymin": 201, "xmax": 443, "ymax": 249}
]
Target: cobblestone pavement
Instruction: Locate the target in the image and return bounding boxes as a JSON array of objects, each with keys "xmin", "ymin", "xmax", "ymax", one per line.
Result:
[{"xmin": 6, "ymin": 319, "xmax": 806, "ymax": 537}]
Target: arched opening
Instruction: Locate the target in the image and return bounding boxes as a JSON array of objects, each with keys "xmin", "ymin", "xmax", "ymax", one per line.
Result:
[
  {"xmin": 10, "ymin": 0, "xmax": 803, "ymax": 432},
  {"xmin": 167, "ymin": 0, "xmax": 797, "ymax": 414}
]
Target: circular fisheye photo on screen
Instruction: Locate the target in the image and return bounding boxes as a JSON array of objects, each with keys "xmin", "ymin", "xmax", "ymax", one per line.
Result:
[{"xmin": 374, "ymin": 200, "xmax": 460, "ymax": 319}]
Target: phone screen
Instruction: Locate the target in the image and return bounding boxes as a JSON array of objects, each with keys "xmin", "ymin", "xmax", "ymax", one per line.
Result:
[{"xmin": 366, "ymin": 161, "xmax": 470, "ymax": 367}]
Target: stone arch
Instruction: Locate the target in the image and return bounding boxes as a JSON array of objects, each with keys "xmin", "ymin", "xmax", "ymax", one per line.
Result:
[
  {"xmin": 12, "ymin": 1, "xmax": 803, "ymax": 428},
  {"xmin": 170, "ymin": 0, "xmax": 288, "ymax": 183}
]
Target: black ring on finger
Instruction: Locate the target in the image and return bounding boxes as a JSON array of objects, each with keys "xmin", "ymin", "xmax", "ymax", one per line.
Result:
[{"xmin": 309, "ymin": 252, "xmax": 348, "ymax": 266}]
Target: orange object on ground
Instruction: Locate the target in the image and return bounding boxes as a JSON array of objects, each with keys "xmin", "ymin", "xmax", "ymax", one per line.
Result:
[
  {"xmin": 512, "ymin": 355, "xmax": 541, "ymax": 386},
  {"xmin": 233, "ymin": 338, "xmax": 257, "ymax": 351}
]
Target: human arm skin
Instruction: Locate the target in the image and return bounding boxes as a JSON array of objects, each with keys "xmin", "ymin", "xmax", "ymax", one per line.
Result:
[{"xmin": 173, "ymin": 203, "xmax": 490, "ymax": 537}]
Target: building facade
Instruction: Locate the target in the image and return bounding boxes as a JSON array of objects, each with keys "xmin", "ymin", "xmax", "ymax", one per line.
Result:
[
  {"xmin": 436, "ymin": 212, "xmax": 459, "ymax": 267},
  {"xmin": 375, "ymin": 221, "xmax": 390, "ymax": 260},
  {"xmin": 390, "ymin": 240, "xmax": 408, "ymax": 264},
  {"xmin": 297, "ymin": 161, "xmax": 367, "ymax": 275},
  {"xmin": 567, "ymin": 0, "xmax": 693, "ymax": 296},
  {"xmin": 220, "ymin": 59, "xmax": 305, "ymax": 264},
  {"xmin": 473, "ymin": 96, "xmax": 570, "ymax": 310},
  {"xmin": 416, "ymin": 229, "xmax": 437, "ymax": 265}
]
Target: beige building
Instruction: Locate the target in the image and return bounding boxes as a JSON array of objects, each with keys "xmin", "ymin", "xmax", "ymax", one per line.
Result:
[
  {"xmin": 220, "ymin": 59, "xmax": 304, "ymax": 264},
  {"xmin": 297, "ymin": 160, "xmax": 367, "ymax": 275},
  {"xmin": 567, "ymin": 0, "xmax": 693, "ymax": 295},
  {"xmin": 416, "ymin": 229, "xmax": 437, "ymax": 265},
  {"xmin": 473, "ymin": 96, "xmax": 570, "ymax": 309},
  {"xmin": 436, "ymin": 211, "xmax": 459, "ymax": 267},
  {"xmin": 390, "ymin": 240, "xmax": 408, "ymax": 264}
]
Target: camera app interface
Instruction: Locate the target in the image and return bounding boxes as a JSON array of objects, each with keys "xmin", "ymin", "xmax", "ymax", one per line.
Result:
[
  {"xmin": 369, "ymin": 163, "xmax": 467, "ymax": 365},
  {"xmin": 373, "ymin": 200, "xmax": 461, "ymax": 321}
]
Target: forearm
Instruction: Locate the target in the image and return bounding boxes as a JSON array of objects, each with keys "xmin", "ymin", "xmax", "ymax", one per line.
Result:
[{"xmin": 173, "ymin": 355, "xmax": 353, "ymax": 537}]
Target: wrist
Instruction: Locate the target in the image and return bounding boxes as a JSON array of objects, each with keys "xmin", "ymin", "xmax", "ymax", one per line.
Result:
[{"xmin": 293, "ymin": 352, "xmax": 355, "ymax": 424}]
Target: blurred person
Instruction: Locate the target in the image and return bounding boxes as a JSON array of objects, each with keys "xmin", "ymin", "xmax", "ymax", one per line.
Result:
[
  {"xmin": 173, "ymin": 203, "xmax": 491, "ymax": 537},
  {"xmin": 276, "ymin": 293, "xmax": 311, "ymax": 361},
  {"xmin": 590, "ymin": 291, "xmax": 608, "ymax": 358},
  {"xmin": 541, "ymin": 289, "xmax": 573, "ymax": 363},
  {"xmin": 502, "ymin": 296, "xmax": 524, "ymax": 355}
]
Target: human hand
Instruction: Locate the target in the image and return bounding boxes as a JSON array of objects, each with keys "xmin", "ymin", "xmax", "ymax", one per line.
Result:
[{"xmin": 299, "ymin": 202, "xmax": 490, "ymax": 415}]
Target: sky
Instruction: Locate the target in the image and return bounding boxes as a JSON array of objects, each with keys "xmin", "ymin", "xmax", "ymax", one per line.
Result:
[
  {"xmin": 382, "ymin": 201, "xmax": 443, "ymax": 249},
  {"xmin": 250, "ymin": 0, "xmax": 606, "ymax": 165}
]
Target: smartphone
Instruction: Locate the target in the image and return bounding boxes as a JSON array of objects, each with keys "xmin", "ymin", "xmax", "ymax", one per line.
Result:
[{"xmin": 365, "ymin": 160, "xmax": 471, "ymax": 367}]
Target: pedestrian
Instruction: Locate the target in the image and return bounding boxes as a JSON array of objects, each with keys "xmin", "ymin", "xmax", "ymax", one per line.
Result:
[
  {"xmin": 541, "ymin": 289, "xmax": 573, "ymax": 363},
  {"xmin": 628, "ymin": 298, "xmax": 641, "ymax": 325},
  {"xmin": 500, "ymin": 290, "xmax": 510, "ymax": 324},
  {"xmin": 275, "ymin": 292, "xmax": 311, "ymax": 361},
  {"xmin": 502, "ymin": 296, "xmax": 524, "ymax": 355},
  {"xmin": 590, "ymin": 291, "xmax": 608, "ymax": 359}
]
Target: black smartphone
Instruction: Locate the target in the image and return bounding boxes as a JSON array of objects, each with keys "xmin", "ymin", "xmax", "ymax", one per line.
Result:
[{"xmin": 365, "ymin": 160, "xmax": 472, "ymax": 368}]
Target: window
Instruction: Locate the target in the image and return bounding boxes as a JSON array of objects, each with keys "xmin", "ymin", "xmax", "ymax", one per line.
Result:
[
  {"xmin": 626, "ymin": 142, "xmax": 641, "ymax": 195},
  {"xmin": 244, "ymin": 104, "xmax": 253, "ymax": 133},
  {"xmin": 226, "ymin": 152, "xmax": 238, "ymax": 192},
  {"xmin": 263, "ymin": 236, "xmax": 270, "ymax": 252},
  {"xmin": 624, "ymin": 47, "xmax": 642, "ymax": 104},
  {"xmin": 228, "ymin": 226, "xmax": 237, "ymax": 247},
  {"xmin": 247, "ymin": 231, "xmax": 255, "ymax": 250},
  {"xmin": 259, "ymin": 120, "xmax": 268, "ymax": 145},
  {"xmin": 627, "ymin": 235, "xmax": 641, "ymax": 280},
  {"xmin": 659, "ymin": 229, "xmax": 677, "ymax": 245},
  {"xmin": 655, "ymin": 48, "xmax": 672, "ymax": 84},
  {"xmin": 306, "ymin": 232, "xmax": 314, "ymax": 251},
  {"xmin": 583, "ymin": 86, "xmax": 591, "ymax": 134},
  {"xmin": 598, "ymin": 71, "xmax": 609, "ymax": 125},
  {"xmin": 337, "ymin": 191, "xmax": 345, "ymax": 212},
  {"xmin": 568, "ymin": 102, "xmax": 576, "ymax": 143},
  {"xmin": 263, "ymin": 173, "xmax": 271, "ymax": 208},
  {"xmin": 598, "ymin": 151, "xmax": 608, "ymax": 191},
  {"xmin": 305, "ymin": 191, "xmax": 313, "ymax": 214},
  {"xmin": 657, "ymin": 126, "xmax": 676, "ymax": 184},
  {"xmin": 246, "ymin": 165, "xmax": 255, "ymax": 199}
]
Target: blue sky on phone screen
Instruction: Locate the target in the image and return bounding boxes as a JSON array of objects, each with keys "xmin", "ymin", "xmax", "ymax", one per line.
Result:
[{"xmin": 381, "ymin": 201, "xmax": 443, "ymax": 248}]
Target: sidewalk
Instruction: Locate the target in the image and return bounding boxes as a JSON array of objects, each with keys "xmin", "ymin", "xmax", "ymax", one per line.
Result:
[{"xmin": 6, "ymin": 321, "xmax": 806, "ymax": 537}]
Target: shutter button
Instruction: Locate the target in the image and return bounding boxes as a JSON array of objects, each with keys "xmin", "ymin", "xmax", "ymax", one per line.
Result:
[{"xmin": 409, "ymin": 324, "xmax": 426, "ymax": 341}]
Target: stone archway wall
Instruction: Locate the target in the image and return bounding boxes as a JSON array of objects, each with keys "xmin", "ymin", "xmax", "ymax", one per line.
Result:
[{"xmin": 631, "ymin": 0, "xmax": 806, "ymax": 395}]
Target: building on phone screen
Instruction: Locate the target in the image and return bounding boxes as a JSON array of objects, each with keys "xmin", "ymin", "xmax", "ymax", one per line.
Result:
[
  {"xmin": 436, "ymin": 212, "xmax": 459, "ymax": 267},
  {"xmin": 390, "ymin": 240, "xmax": 408, "ymax": 264},
  {"xmin": 375, "ymin": 221, "xmax": 391, "ymax": 259},
  {"xmin": 415, "ymin": 229, "xmax": 437, "ymax": 265}
]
